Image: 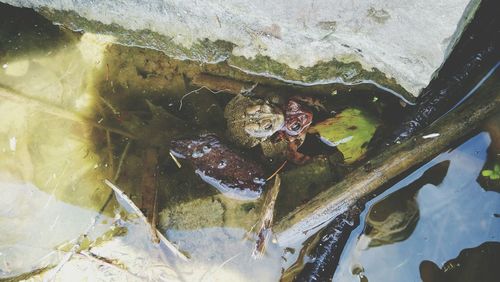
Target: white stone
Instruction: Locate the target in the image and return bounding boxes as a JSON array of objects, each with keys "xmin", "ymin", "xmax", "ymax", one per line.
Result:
[{"xmin": 3, "ymin": 0, "xmax": 478, "ymax": 97}]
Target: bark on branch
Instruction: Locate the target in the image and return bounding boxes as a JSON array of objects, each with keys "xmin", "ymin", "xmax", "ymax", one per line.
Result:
[{"xmin": 274, "ymin": 77, "xmax": 500, "ymax": 243}]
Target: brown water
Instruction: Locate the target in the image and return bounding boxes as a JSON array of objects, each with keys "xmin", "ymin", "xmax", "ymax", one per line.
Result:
[{"xmin": 0, "ymin": 3, "xmax": 498, "ymax": 281}]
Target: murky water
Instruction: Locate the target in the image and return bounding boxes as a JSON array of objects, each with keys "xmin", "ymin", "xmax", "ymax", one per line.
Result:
[{"xmin": 0, "ymin": 3, "xmax": 498, "ymax": 281}]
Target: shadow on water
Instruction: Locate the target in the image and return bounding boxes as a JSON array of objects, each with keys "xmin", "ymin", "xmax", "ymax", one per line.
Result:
[
  {"xmin": 419, "ymin": 241, "xmax": 500, "ymax": 282},
  {"xmin": 362, "ymin": 160, "xmax": 450, "ymax": 248},
  {"xmin": 286, "ymin": 161, "xmax": 450, "ymax": 282},
  {"xmin": 331, "ymin": 128, "xmax": 500, "ymax": 282}
]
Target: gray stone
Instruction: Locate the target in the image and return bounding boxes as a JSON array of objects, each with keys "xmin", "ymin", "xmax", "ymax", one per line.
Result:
[{"xmin": 3, "ymin": 0, "xmax": 480, "ymax": 100}]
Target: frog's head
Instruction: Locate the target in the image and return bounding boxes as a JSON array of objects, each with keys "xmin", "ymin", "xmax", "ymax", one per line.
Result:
[
  {"xmin": 243, "ymin": 103, "xmax": 284, "ymax": 138},
  {"xmin": 284, "ymin": 100, "xmax": 313, "ymax": 137}
]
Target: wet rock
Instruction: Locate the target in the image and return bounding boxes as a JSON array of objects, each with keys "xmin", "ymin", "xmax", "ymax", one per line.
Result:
[
  {"xmin": 159, "ymin": 197, "xmax": 225, "ymax": 230},
  {"xmin": 275, "ymin": 157, "xmax": 335, "ymax": 220},
  {"xmin": 3, "ymin": 0, "xmax": 480, "ymax": 98}
]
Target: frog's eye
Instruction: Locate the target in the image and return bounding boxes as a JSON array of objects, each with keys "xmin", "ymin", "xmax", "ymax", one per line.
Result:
[
  {"xmin": 290, "ymin": 122, "xmax": 302, "ymax": 132},
  {"xmin": 261, "ymin": 119, "xmax": 273, "ymax": 131},
  {"xmin": 202, "ymin": 144, "xmax": 212, "ymax": 153}
]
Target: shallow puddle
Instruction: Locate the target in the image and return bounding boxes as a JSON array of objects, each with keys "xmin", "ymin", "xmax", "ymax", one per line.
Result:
[{"xmin": 0, "ymin": 3, "xmax": 498, "ymax": 281}]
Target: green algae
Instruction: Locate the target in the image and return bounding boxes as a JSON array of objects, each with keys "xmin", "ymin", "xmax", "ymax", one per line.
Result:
[{"xmin": 32, "ymin": 7, "xmax": 414, "ymax": 102}]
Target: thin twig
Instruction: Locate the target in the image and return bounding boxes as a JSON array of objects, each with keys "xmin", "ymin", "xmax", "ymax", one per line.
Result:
[
  {"xmin": 266, "ymin": 161, "xmax": 287, "ymax": 181},
  {"xmin": 252, "ymin": 175, "xmax": 281, "ymax": 258},
  {"xmin": 199, "ymin": 253, "xmax": 241, "ymax": 282},
  {"xmin": 169, "ymin": 152, "xmax": 182, "ymax": 168},
  {"xmin": 99, "ymin": 96, "xmax": 120, "ymax": 115},
  {"xmin": 274, "ymin": 86, "xmax": 500, "ymax": 239},
  {"xmin": 114, "ymin": 141, "xmax": 131, "ymax": 182},
  {"xmin": 191, "ymin": 74, "xmax": 252, "ymax": 95},
  {"xmin": 78, "ymin": 251, "xmax": 143, "ymax": 279},
  {"xmin": 140, "ymin": 148, "xmax": 160, "ymax": 243},
  {"xmin": 43, "ymin": 243, "xmax": 79, "ymax": 282},
  {"xmin": 105, "ymin": 130, "xmax": 114, "ymax": 175},
  {"xmin": 104, "ymin": 179, "xmax": 188, "ymax": 261},
  {"xmin": 178, "ymin": 86, "xmax": 230, "ymax": 110},
  {"xmin": 43, "ymin": 216, "xmax": 101, "ymax": 282}
]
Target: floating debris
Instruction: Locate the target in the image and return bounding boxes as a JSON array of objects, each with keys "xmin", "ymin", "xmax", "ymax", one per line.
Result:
[
  {"xmin": 9, "ymin": 136, "xmax": 16, "ymax": 151},
  {"xmin": 169, "ymin": 151, "xmax": 182, "ymax": 168},
  {"xmin": 309, "ymin": 108, "xmax": 380, "ymax": 164},
  {"xmin": 252, "ymin": 175, "xmax": 281, "ymax": 258},
  {"xmin": 422, "ymin": 133, "xmax": 440, "ymax": 139},
  {"xmin": 103, "ymin": 179, "xmax": 188, "ymax": 261}
]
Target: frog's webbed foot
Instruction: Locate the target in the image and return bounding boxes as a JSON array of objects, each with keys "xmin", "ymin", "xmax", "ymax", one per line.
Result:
[{"xmin": 271, "ymin": 131, "xmax": 286, "ymax": 143}]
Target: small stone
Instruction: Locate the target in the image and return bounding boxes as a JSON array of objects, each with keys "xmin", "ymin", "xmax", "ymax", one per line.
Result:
[{"xmin": 9, "ymin": 137, "xmax": 16, "ymax": 151}]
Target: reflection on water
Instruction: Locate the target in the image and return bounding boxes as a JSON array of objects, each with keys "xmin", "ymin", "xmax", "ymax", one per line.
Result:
[
  {"xmin": 334, "ymin": 132, "xmax": 500, "ymax": 281},
  {"xmin": 420, "ymin": 241, "xmax": 500, "ymax": 282},
  {"xmin": 364, "ymin": 160, "xmax": 450, "ymax": 248}
]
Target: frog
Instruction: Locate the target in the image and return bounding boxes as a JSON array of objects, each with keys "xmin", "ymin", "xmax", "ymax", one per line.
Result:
[
  {"xmin": 263, "ymin": 98, "xmax": 314, "ymax": 164},
  {"xmin": 225, "ymin": 93, "xmax": 318, "ymax": 164},
  {"xmin": 224, "ymin": 94, "xmax": 285, "ymax": 148}
]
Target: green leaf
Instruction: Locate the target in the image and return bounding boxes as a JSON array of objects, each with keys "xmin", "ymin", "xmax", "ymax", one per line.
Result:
[
  {"xmin": 308, "ymin": 108, "xmax": 380, "ymax": 164},
  {"xmin": 494, "ymin": 164, "xmax": 500, "ymax": 172},
  {"xmin": 490, "ymin": 174, "xmax": 500, "ymax": 180},
  {"xmin": 482, "ymin": 170, "xmax": 493, "ymax": 177}
]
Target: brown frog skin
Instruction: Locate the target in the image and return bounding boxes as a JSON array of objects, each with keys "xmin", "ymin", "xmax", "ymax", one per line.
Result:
[
  {"xmin": 170, "ymin": 134, "xmax": 266, "ymax": 200},
  {"xmin": 224, "ymin": 94, "xmax": 284, "ymax": 148},
  {"xmin": 275, "ymin": 98, "xmax": 313, "ymax": 164},
  {"xmin": 225, "ymin": 93, "xmax": 315, "ymax": 164}
]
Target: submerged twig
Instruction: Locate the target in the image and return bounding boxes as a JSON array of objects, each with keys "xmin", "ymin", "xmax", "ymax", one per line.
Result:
[
  {"xmin": 252, "ymin": 175, "xmax": 281, "ymax": 258},
  {"xmin": 199, "ymin": 253, "xmax": 241, "ymax": 282},
  {"xmin": 178, "ymin": 86, "xmax": 230, "ymax": 111},
  {"xmin": 266, "ymin": 161, "xmax": 287, "ymax": 181},
  {"xmin": 43, "ymin": 242, "xmax": 80, "ymax": 282},
  {"xmin": 105, "ymin": 130, "xmax": 114, "ymax": 174},
  {"xmin": 103, "ymin": 179, "xmax": 188, "ymax": 261},
  {"xmin": 99, "ymin": 96, "xmax": 120, "ymax": 115},
  {"xmin": 114, "ymin": 141, "xmax": 131, "ymax": 182},
  {"xmin": 78, "ymin": 251, "xmax": 142, "ymax": 279},
  {"xmin": 44, "ymin": 215, "xmax": 102, "ymax": 281},
  {"xmin": 0, "ymin": 84, "xmax": 136, "ymax": 139},
  {"xmin": 191, "ymin": 74, "xmax": 254, "ymax": 96},
  {"xmin": 140, "ymin": 148, "xmax": 160, "ymax": 243},
  {"xmin": 169, "ymin": 152, "xmax": 182, "ymax": 168},
  {"xmin": 274, "ymin": 80, "xmax": 500, "ymax": 241}
]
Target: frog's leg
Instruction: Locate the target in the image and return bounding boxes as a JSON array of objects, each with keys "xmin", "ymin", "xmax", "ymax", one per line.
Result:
[
  {"xmin": 271, "ymin": 130, "xmax": 287, "ymax": 143},
  {"xmin": 287, "ymin": 140, "xmax": 311, "ymax": 165}
]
